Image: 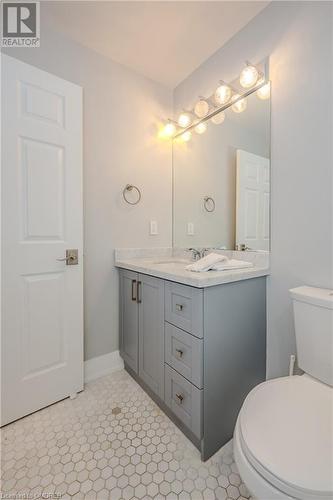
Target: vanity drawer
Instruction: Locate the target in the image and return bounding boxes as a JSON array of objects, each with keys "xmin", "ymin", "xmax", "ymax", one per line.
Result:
[
  {"xmin": 164, "ymin": 364, "xmax": 202, "ymax": 439},
  {"xmin": 165, "ymin": 323, "xmax": 203, "ymax": 388},
  {"xmin": 165, "ymin": 282, "xmax": 203, "ymax": 338}
]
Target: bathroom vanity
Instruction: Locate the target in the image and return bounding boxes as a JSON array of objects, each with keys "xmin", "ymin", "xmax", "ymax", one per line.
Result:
[
  {"xmin": 116, "ymin": 64, "xmax": 271, "ymax": 460},
  {"xmin": 116, "ymin": 251, "xmax": 268, "ymax": 460}
]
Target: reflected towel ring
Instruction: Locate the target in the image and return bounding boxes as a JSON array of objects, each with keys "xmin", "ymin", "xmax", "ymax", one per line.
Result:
[
  {"xmin": 123, "ymin": 184, "xmax": 141, "ymax": 205},
  {"xmin": 204, "ymin": 196, "xmax": 215, "ymax": 212}
]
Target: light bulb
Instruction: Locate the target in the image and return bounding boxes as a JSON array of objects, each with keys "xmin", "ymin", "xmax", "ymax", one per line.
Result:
[
  {"xmin": 240, "ymin": 65, "xmax": 259, "ymax": 88},
  {"xmin": 178, "ymin": 112, "xmax": 192, "ymax": 128},
  {"xmin": 256, "ymin": 82, "xmax": 271, "ymax": 100},
  {"xmin": 163, "ymin": 122, "xmax": 176, "ymax": 137},
  {"xmin": 211, "ymin": 111, "xmax": 225, "ymax": 125},
  {"xmin": 194, "ymin": 99, "xmax": 209, "ymax": 118},
  {"xmin": 195, "ymin": 122, "xmax": 207, "ymax": 134},
  {"xmin": 214, "ymin": 84, "xmax": 232, "ymax": 105},
  {"xmin": 232, "ymin": 95, "xmax": 247, "ymax": 113},
  {"xmin": 181, "ymin": 131, "xmax": 192, "ymax": 142}
]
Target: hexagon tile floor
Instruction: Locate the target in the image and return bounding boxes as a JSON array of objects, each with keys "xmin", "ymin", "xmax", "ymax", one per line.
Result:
[{"xmin": 0, "ymin": 369, "xmax": 252, "ymax": 499}]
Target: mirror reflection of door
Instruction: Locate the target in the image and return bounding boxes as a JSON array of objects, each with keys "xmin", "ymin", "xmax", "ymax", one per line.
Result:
[{"xmin": 236, "ymin": 149, "xmax": 270, "ymax": 251}]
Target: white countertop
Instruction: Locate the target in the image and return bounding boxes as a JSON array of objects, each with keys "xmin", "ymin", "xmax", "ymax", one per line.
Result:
[{"xmin": 115, "ymin": 255, "xmax": 269, "ymax": 288}]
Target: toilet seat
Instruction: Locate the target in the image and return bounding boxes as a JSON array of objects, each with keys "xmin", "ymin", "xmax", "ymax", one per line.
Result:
[{"xmin": 238, "ymin": 375, "xmax": 333, "ymax": 500}]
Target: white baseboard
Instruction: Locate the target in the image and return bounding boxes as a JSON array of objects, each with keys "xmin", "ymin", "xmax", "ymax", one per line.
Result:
[{"xmin": 84, "ymin": 350, "xmax": 124, "ymax": 383}]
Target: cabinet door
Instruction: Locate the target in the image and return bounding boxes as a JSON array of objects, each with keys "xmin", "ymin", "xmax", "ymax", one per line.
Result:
[
  {"xmin": 119, "ymin": 269, "xmax": 139, "ymax": 373},
  {"xmin": 138, "ymin": 274, "xmax": 165, "ymax": 399}
]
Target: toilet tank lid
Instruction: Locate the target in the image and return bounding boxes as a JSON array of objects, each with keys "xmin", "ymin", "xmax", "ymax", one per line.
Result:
[{"xmin": 289, "ymin": 286, "xmax": 333, "ymax": 309}]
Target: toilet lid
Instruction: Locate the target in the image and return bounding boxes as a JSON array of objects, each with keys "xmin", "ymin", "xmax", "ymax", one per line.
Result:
[{"xmin": 239, "ymin": 375, "xmax": 333, "ymax": 500}]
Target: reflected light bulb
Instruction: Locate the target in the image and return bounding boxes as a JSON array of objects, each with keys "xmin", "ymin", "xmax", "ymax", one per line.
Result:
[
  {"xmin": 214, "ymin": 85, "xmax": 232, "ymax": 105},
  {"xmin": 256, "ymin": 82, "xmax": 271, "ymax": 100},
  {"xmin": 178, "ymin": 112, "xmax": 192, "ymax": 128},
  {"xmin": 181, "ymin": 131, "xmax": 192, "ymax": 142},
  {"xmin": 232, "ymin": 95, "xmax": 247, "ymax": 113},
  {"xmin": 194, "ymin": 99, "xmax": 209, "ymax": 118},
  {"xmin": 163, "ymin": 122, "xmax": 176, "ymax": 137},
  {"xmin": 211, "ymin": 111, "xmax": 225, "ymax": 125},
  {"xmin": 240, "ymin": 65, "xmax": 259, "ymax": 88},
  {"xmin": 195, "ymin": 122, "xmax": 207, "ymax": 134}
]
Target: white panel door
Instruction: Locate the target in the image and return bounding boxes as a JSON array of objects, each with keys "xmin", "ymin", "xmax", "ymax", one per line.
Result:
[
  {"xmin": 1, "ymin": 55, "xmax": 83, "ymax": 425},
  {"xmin": 236, "ymin": 149, "xmax": 270, "ymax": 251}
]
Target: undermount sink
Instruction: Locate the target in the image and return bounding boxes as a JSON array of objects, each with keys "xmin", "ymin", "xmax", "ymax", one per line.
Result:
[{"xmin": 152, "ymin": 259, "xmax": 191, "ymax": 266}]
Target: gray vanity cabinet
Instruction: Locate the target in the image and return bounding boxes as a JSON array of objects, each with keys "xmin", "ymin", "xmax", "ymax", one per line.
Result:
[
  {"xmin": 119, "ymin": 269, "xmax": 139, "ymax": 373},
  {"xmin": 119, "ymin": 268, "xmax": 266, "ymax": 461},
  {"xmin": 138, "ymin": 275, "xmax": 165, "ymax": 399},
  {"xmin": 119, "ymin": 270, "xmax": 164, "ymax": 398}
]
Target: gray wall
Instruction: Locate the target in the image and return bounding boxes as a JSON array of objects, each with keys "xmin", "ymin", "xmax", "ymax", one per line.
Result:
[
  {"xmin": 174, "ymin": 1, "xmax": 333, "ymax": 378},
  {"xmin": 3, "ymin": 23, "xmax": 173, "ymax": 361}
]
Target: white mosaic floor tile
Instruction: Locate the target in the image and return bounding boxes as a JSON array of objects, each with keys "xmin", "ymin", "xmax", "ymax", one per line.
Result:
[{"xmin": 0, "ymin": 369, "xmax": 252, "ymax": 499}]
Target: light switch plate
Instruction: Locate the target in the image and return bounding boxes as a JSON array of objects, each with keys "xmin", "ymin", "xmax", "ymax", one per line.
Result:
[
  {"xmin": 187, "ymin": 222, "xmax": 194, "ymax": 235},
  {"xmin": 150, "ymin": 220, "xmax": 158, "ymax": 235}
]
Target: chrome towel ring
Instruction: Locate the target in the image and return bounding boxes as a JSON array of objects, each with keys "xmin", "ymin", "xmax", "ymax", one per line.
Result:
[
  {"xmin": 204, "ymin": 196, "xmax": 215, "ymax": 213},
  {"xmin": 123, "ymin": 184, "xmax": 141, "ymax": 205}
]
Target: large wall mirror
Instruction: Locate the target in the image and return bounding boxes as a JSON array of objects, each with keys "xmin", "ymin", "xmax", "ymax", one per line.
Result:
[{"xmin": 173, "ymin": 90, "xmax": 270, "ymax": 251}]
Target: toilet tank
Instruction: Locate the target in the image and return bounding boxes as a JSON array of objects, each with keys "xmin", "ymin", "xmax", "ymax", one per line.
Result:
[{"xmin": 290, "ymin": 286, "xmax": 333, "ymax": 386}]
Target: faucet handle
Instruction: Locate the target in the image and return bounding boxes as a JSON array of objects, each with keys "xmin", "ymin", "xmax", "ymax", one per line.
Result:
[
  {"xmin": 187, "ymin": 248, "xmax": 201, "ymax": 260},
  {"xmin": 200, "ymin": 248, "xmax": 210, "ymax": 258}
]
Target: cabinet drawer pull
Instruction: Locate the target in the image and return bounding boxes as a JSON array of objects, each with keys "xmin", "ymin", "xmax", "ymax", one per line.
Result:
[
  {"xmin": 175, "ymin": 348, "xmax": 184, "ymax": 358},
  {"xmin": 137, "ymin": 281, "xmax": 142, "ymax": 304},
  {"xmin": 175, "ymin": 393, "xmax": 184, "ymax": 404},
  {"xmin": 131, "ymin": 280, "xmax": 137, "ymax": 301},
  {"xmin": 175, "ymin": 303, "xmax": 184, "ymax": 312}
]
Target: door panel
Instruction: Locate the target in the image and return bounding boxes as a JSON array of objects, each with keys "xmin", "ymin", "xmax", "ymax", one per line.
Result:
[
  {"xmin": 139, "ymin": 274, "xmax": 164, "ymax": 399},
  {"xmin": 21, "ymin": 273, "xmax": 65, "ymax": 379},
  {"xmin": 244, "ymin": 189, "xmax": 259, "ymax": 239},
  {"xmin": 236, "ymin": 149, "xmax": 270, "ymax": 251},
  {"xmin": 1, "ymin": 55, "xmax": 83, "ymax": 425},
  {"xmin": 119, "ymin": 269, "xmax": 139, "ymax": 373},
  {"xmin": 20, "ymin": 81, "xmax": 65, "ymax": 126},
  {"xmin": 21, "ymin": 137, "xmax": 65, "ymax": 240}
]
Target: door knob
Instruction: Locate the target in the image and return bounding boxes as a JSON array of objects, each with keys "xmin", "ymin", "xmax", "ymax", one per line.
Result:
[
  {"xmin": 175, "ymin": 393, "xmax": 184, "ymax": 404},
  {"xmin": 57, "ymin": 249, "xmax": 78, "ymax": 265}
]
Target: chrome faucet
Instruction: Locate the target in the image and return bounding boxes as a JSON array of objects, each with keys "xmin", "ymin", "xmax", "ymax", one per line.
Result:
[
  {"xmin": 188, "ymin": 248, "xmax": 210, "ymax": 260},
  {"xmin": 188, "ymin": 248, "xmax": 201, "ymax": 260}
]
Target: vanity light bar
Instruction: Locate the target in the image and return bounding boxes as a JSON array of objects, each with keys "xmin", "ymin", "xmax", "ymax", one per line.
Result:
[
  {"xmin": 162, "ymin": 61, "xmax": 269, "ymax": 140},
  {"xmin": 173, "ymin": 78, "xmax": 269, "ymax": 138}
]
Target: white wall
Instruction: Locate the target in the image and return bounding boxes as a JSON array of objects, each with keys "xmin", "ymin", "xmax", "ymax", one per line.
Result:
[
  {"xmin": 174, "ymin": 1, "xmax": 333, "ymax": 378},
  {"xmin": 3, "ymin": 25, "xmax": 173, "ymax": 360}
]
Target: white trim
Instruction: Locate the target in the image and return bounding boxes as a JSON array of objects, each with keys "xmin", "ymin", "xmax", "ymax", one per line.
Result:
[{"xmin": 84, "ymin": 351, "xmax": 124, "ymax": 383}]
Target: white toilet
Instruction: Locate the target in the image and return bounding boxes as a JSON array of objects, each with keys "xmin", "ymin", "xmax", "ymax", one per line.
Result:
[{"xmin": 234, "ymin": 286, "xmax": 333, "ymax": 500}]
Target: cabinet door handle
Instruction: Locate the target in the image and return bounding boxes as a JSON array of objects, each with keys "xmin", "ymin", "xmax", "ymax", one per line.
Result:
[
  {"xmin": 175, "ymin": 349, "xmax": 183, "ymax": 358},
  {"xmin": 137, "ymin": 281, "xmax": 142, "ymax": 304},
  {"xmin": 175, "ymin": 393, "xmax": 184, "ymax": 404},
  {"xmin": 175, "ymin": 304, "xmax": 183, "ymax": 312},
  {"xmin": 131, "ymin": 280, "xmax": 137, "ymax": 301}
]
